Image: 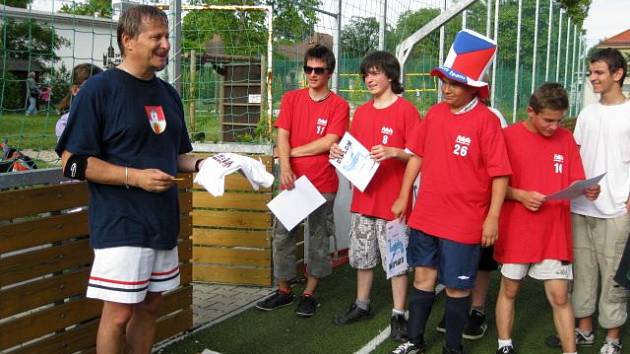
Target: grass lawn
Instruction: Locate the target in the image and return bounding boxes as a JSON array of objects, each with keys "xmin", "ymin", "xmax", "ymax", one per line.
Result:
[
  {"xmin": 160, "ymin": 264, "xmax": 629, "ymax": 354},
  {"xmin": 0, "ymin": 111, "xmax": 59, "ymax": 151}
]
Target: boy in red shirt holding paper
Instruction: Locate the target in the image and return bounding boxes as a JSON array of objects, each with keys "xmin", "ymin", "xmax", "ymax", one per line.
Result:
[
  {"xmin": 390, "ymin": 29, "xmax": 512, "ymax": 354},
  {"xmin": 494, "ymin": 83, "xmax": 600, "ymax": 354},
  {"xmin": 329, "ymin": 51, "xmax": 420, "ymax": 342}
]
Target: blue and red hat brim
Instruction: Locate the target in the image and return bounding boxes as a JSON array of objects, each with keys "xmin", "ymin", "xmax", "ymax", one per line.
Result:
[{"xmin": 431, "ymin": 66, "xmax": 490, "ymax": 99}]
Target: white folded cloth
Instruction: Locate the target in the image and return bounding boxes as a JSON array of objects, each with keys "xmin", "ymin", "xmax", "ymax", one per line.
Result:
[{"xmin": 194, "ymin": 152, "xmax": 274, "ymax": 197}]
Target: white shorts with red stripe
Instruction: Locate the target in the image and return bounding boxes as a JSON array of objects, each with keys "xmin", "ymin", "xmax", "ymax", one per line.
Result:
[{"xmin": 86, "ymin": 246, "xmax": 180, "ymax": 304}]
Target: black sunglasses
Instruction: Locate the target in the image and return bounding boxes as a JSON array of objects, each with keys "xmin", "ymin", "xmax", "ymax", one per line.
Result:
[{"xmin": 303, "ymin": 65, "xmax": 328, "ymax": 75}]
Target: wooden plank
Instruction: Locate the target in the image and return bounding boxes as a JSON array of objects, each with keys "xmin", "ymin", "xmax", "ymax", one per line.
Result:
[
  {"xmin": 192, "ymin": 210, "xmax": 271, "ymax": 229},
  {"xmin": 178, "ymin": 238, "xmax": 193, "ymax": 262},
  {"xmin": 179, "ymin": 214, "xmax": 192, "ymax": 240},
  {"xmin": 179, "ymin": 261, "xmax": 193, "ymax": 285},
  {"xmin": 0, "ymin": 210, "xmax": 88, "ymax": 253},
  {"xmin": 0, "ymin": 297, "xmax": 101, "ymax": 350},
  {"xmin": 193, "ymin": 228, "xmax": 270, "ymax": 248},
  {"xmin": 0, "ymin": 239, "xmax": 92, "ymax": 287},
  {"xmin": 193, "ymin": 191, "xmax": 271, "ymax": 210},
  {"xmin": 0, "ymin": 268, "xmax": 89, "ymax": 318},
  {"xmin": 192, "ymin": 170, "xmax": 273, "ymax": 192},
  {"xmin": 0, "ymin": 183, "xmax": 89, "ymax": 220},
  {"xmin": 8, "ymin": 288, "xmax": 192, "ymax": 354},
  {"xmin": 178, "ymin": 190, "xmax": 192, "ymax": 212},
  {"xmin": 193, "ymin": 264, "xmax": 271, "ymax": 286},
  {"xmin": 175, "ymin": 172, "xmax": 193, "ymax": 189},
  {"xmin": 159, "ymin": 286, "xmax": 193, "ymax": 315},
  {"xmin": 193, "ymin": 247, "xmax": 271, "ymax": 267},
  {"xmin": 154, "ymin": 308, "xmax": 193, "ymax": 344},
  {"xmin": 9, "ymin": 319, "xmax": 99, "ymax": 354}
]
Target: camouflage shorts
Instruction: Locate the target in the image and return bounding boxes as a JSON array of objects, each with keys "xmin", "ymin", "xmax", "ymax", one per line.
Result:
[{"xmin": 349, "ymin": 213, "xmax": 407, "ymax": 276}]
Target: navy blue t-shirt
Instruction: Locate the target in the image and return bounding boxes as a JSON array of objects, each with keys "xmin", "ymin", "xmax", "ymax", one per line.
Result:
[{"xmin": 56, "ymin": 68, "xmax": 193, "ymax": 249}]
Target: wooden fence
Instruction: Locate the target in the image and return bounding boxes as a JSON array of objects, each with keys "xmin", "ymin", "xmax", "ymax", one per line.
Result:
[{"xmin": 0, "ymin": 171, "xmax": 193, "ymax": 354}]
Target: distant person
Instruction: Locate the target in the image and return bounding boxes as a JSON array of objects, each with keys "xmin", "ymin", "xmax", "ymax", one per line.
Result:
[
  {"xmin": 255, "ymin": 44, "xmax": 349, "ymax": 317},
  {"xmin": 55, "ymin": 63, "xmax": 103, "ymax": 141},
  {"xmin": 546, "ymin": 48, "xmax": 630, "ymax": 354},
  {"xmin": 25, "ymin": 71, "xmax": 40, "ymax": 116},
  {"xmin": 494, "ymin": 83, "xmax": 599, "ymax": 354},
  {"xmin": 330, "ymin": 51, "xmax": 420, "ymax": 342}
]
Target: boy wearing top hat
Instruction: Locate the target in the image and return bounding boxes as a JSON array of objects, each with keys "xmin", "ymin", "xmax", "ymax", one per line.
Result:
[{"xmin": 390, "ymin": 29, "xmax": 512, "ymax": 354}]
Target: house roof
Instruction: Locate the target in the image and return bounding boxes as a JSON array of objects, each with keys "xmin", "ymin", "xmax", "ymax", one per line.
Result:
[{"xmin": 597, "ymin": 29, "xmax": 630, "ymax": 48}]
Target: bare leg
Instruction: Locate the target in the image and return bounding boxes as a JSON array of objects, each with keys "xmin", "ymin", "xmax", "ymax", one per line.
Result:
[
  {"xmin": 471, "ymin": 270, "xmax": 491, "ymax": 310},
  {"xmin": 126, "ymin": 292, "xmax": 162, "ymax": 354},
  {"xmin": 391, "ymin": 273, "xmax": 408, "ymax": 311},
  {"xmin": 495, "ymin": 276, "xmax": 521, "ymax": 341},
  {"xmin": 544, "ymin": 280, "xmax": 576, "ymax": 353},
  {"xmin": 304, "ymin": 274, "xmax": 319, "ymax": 294},
  {"xmin": 357, "ymin": 269, "xmax": 374, "ymax": 301},
  {"xmin": 96, "ymin": 301, "xmax": 133, "ymax": 354}
]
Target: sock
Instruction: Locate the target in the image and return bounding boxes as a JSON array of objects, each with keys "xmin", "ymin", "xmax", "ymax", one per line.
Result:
[
  {"xmin": 605, "ymin": 337, "xmax": 620, "ymax": 345},
  {"xmin": 408, "ymin": 287, "xmax": 435, "ymax": 346},
  {"xmin": 355, "ymin": 298, "xmax": 370, "ymax": 311},
  {"xmin": 576, "ymin": 328, "xmax": 593, "ymax": 337},
  {"xmin": 498, "ymin": 339, "xmax": 513, "ymax": 348},
  {"xmin": 563, "ymin": 352, "xmax": 577, "ymax": 354},
  {"xmin": 445, "ymin": 295, "xmax": 471, "ymax": 350},
  {"xmin": 471, "ymin": 305, "xmax": 485, "ymax": 314},
  {"xmin": 278, "ymin": 287, "xmax": 291, "ymax": 295},
  {"xmin": 392, "ymin": 308, "xmax": 405, "ymax": 317},
  {"xmin": 302, "ymin": 291, "xmax": 313, "ymax": 297}
]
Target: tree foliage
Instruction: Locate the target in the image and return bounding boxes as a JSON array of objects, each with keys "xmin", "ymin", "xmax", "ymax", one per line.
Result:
[
  {"xmin": 340, "ymin": 16, "xmax": 379, "ymax": 58},
  {"xmin": 59, "ymin": 0, "xmax": 112, "ymax": 18},
  {"xmin": 558, "ymin": 0, "xmax": 591, "ymax": 27},
  {"xmin": 266, "ymin": 0, "xmax": 320, "ymax": 41}
]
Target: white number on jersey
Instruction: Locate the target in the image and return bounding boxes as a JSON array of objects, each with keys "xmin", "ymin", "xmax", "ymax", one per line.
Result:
[
  {"xmin": 382, "ymin": 135, "xmax": 389, "ymax": 144},
  {"xmin": 453, "ymin": 144, "xmax": 468, "ymax": 157}
]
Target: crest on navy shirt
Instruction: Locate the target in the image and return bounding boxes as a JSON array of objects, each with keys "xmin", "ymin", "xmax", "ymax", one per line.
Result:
[{"xmin": 144, "ymin": 106, "xmax": 166, "ymax": 134}]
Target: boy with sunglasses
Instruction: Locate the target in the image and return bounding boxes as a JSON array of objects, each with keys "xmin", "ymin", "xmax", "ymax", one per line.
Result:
[
  {"xmin": 390, "ymin": 30, "xmax": 512, "ymax": 354},
  {"xmin": 256, "ymin": 45, "xmax": 349, "ymax": 317}
]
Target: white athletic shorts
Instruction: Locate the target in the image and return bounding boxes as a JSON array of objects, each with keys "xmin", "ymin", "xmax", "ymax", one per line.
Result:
[
  {"xmin": 501, "ymin": 259, "xmax": 573, "ymax": 281},
  {"xmin": 86, "ymin": 246, "xmax": 180, "ymax": 304}
]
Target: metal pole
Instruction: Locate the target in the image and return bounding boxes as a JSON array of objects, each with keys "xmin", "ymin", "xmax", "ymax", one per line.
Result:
[
  {"xmin": 531, "ymin": 0, "xmax": 540, "ymax": 92},
  {"xmin": 438, "ymin": 0, "xmax": 447, "ymax": 102},
  {"xmin": 563, "ymin": 16, "xmax": 571, "ymax": 87},
  {"xmin": 332, "ymin": 0, "xmax": 342, "ymax": 93},
  {"xmin": 490, "ymin": 0, "xmax": 499, "ymax": 107},
  {"xmin": 486, "ymin": 0, "xmax": 492, "ymax": 37},
  {"xmin": 168, "ymin": 0, "xmax": 182, "ymax": 93},
  {"xmin": 266, "ymin": 7, "xmax": 273, "ymax": 138},
  {"xmin": 545, "ymin": 0, "xmax": 553, "ymax": 81},
  {"xmin": 578, "ymin": 36, "xmax": 585, "ymax": 113},
  {"xmin": 462, "ymin": 9, "xmax": 467, "ymax": 29},
  {"xmin": 379, "ymin": 0, "xmax": 387, "ymax": 50},
  {"xmin": 512, "ymin": 0, "xmax": 523, "ymax": 123},
  {"xmin": 555, "ymin": 8, "xmax": 563, "ymax": 82},
  {"xmin": 570, "ymin": 25, "xmax": 577, "ymax": 115}
]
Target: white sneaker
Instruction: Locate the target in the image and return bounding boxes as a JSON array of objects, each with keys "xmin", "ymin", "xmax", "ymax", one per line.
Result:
[{"xmin": 599, "ymin": 341, "xmax": 622, "ymax": 354}]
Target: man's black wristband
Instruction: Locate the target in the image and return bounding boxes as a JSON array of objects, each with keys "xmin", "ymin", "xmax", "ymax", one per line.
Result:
[{"xmin": 63, "ymin": 154, "xmax": 89, "ymax": 180}]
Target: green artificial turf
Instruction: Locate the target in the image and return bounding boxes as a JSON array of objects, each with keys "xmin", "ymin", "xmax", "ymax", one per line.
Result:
[{"xmin": 160, "ymin": 264, "xmax": 628, "ymax": 354}]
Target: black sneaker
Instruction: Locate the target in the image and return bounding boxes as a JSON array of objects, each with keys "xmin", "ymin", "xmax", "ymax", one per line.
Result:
[
  {"xmin": 496, "ymin": 345, "xmax": 515, "ymax": 354},
  {"xmin": 390, "ymin": 313, "xmax": 408, "ymax": 342},
  {"xmin": 295, "ymin": 295, "xmax": 319, "ymax": 317},
  {"xmin": 255, "ymin": 290, "xmax": 294, "ymax": 311},
  {"xmin": 442, "ymin": 345, "xmax": 464, "ymax": 354},
  {"xmin": 462, "ymin": 309, "xmax": 488, "ymax": 340},
  {"xmin": 391, "ymin": 340, "xmax": 424, "ymax": 354},
  {"xmin": 545, "ymin": 329, "xmax": 595, "ymax": 348},
  {"xmin": 436, "ymin": 316, "xmax": 446, "ymax": 333},
  {"xmin": 334, "ymin": 303, "xmax": 371, "ymax": 325}
]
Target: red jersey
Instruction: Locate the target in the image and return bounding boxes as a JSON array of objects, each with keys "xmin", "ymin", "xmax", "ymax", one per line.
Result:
[
  {"xmin": 407, "ymin": 102, "xmax": 512, "ymax": 244},
  {"xmin": 274, "ymin": 88, "xmax": 349, "ymax": 193},
  {"xmin": 495, "ymin": 123, "xmax": 585, "ymax": 263},
  {"xmin": 350, "ymin": 98, "xmax": 421, "ymax": 220}
]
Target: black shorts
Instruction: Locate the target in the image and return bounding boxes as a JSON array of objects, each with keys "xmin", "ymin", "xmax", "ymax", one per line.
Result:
[{"xmin": 478, "ymin": 245, "xmax": 498, "ymax": 271}]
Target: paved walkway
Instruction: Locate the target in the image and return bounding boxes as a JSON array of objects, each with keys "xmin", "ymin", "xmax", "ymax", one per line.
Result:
[{"xmin": 192, "ymin": 282, "xmax": 274, "ymax": 327}]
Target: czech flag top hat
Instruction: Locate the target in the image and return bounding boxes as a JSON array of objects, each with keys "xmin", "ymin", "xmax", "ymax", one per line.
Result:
[{"xmin": 430, "ymin": 29, "xmax": 497, "ymax": 99}]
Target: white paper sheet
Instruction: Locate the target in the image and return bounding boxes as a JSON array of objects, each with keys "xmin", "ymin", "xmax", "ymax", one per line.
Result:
[
  {"xmin": 329, "ymin": 132, "xmax": 380, "ymax": 192},
  {"xmin": 546, "ymin": 172, "xmax": 606, "ymax": 201},
  {"xmin": 266, "ymin": 176, "xmax": 326, "ymax": 231},
  {"xmin": 385, "ymin": 219, "xmax": 408, "ymax": 279}
]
